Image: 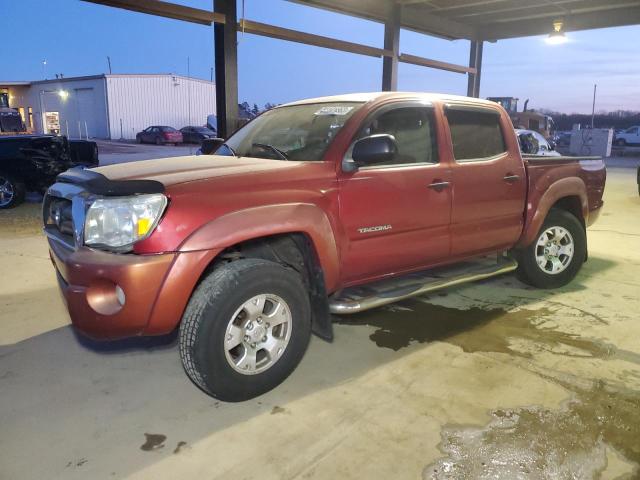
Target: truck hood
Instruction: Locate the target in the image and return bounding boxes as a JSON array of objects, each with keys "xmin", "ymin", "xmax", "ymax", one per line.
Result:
[{"xmin": 92, "ymin": 155, "xmax": 305, "ymax": 187}]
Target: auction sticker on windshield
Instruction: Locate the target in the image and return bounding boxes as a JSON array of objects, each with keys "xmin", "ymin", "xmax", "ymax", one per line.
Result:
[{"xmin": 314, "ymin": 106, "xmax": 354, "ymax": 116}]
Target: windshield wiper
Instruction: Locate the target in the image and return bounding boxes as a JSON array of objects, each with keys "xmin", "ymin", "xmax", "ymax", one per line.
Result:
[{"xmin": 252, "ymin": 143, "xmax": 289, "ymax": 160}]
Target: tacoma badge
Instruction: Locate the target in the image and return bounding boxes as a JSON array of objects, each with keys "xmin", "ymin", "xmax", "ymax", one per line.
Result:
[{"xmin": 358, "ymin": 225, "xmax": 393, "ymax": 234}]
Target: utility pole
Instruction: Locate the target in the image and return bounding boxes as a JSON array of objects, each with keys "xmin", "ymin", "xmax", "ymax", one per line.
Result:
[
  {"xmin": 187, "ymin": 57, "xmax": 192, "ymax": 127},
  {"xmin": 591, "ymin": 84, "xmax": 597, "ymax": 129},
  {"xmin": 107, "ymin": 56, "xmax": 112, "ymax": 74}
]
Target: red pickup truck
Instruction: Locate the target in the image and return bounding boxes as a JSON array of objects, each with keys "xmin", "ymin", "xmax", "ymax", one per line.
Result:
[{"xmin": 44, "ymin": 93, "xmax": 606, "ymax": 401}]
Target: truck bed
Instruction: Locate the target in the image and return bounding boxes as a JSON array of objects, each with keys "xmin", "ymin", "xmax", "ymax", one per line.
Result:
[{"xmin": 523, "ymin": 154, "xmax": 606, "ymax": 231}]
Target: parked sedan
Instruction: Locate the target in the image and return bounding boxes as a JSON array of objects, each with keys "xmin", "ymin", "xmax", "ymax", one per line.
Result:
[
  {"xmin": 180, "ymin": 126, "xmax": 217, "ymax": 144},
  {"xmin": 136, "ymin": 126, "xmax": 183, "ymax": 145},
  {"xmin": 516, "ymin": 129, "xmax": 561, "ymax": 157}
]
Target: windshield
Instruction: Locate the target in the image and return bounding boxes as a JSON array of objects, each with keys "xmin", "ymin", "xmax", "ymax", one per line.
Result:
[{"xmin": 216, "ymin": 102, "xmax": 363, "ymax": 161}]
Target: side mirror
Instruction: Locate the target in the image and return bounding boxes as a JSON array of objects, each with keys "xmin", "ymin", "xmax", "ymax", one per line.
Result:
[
  {"xmin": 200, "ymin": 137, "xmax": 225, "ymax": 155},
  {"xmin": 351, "ymin": 134, "xmax": 398, "ymax": 167}
]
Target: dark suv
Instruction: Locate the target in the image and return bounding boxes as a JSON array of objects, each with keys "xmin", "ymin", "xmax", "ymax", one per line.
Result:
[{"xmin": 0, "ymin": 135, "xmax": 98, "ymax": 208}]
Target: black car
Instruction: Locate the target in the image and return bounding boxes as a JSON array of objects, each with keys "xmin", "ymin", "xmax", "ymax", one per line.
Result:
[
  {"xmin": 180, "ymin": 126, "xmax": 217, "ymax": 144},
  {"xmin": 0, "ymin": 135, "xmax": 98, "ymax": 209}
]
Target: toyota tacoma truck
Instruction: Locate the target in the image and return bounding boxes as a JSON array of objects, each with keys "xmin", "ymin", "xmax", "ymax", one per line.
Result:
[{"xmin": 43, "ymin": 93, "xmax": 606, "ymax": 401}]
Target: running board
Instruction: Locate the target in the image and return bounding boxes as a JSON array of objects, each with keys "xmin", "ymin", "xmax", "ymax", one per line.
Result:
[{"xmin": 329, "ymin": 256, "xmax": 518, "ymax": 315}]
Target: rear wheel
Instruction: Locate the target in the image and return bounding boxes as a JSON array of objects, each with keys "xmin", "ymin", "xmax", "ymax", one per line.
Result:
[
  {"xmin": 179, "ymin": 258, "xmax": 311, "ymax": 401},
  {"xmin": 0, "ymin": 173, "xmax": 26, "ymax": 209},
  {"xmin": 515, "ymin": 209, "xmax": 586, "ymax": 289}
]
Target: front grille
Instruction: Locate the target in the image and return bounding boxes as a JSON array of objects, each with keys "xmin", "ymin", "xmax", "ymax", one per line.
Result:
[{"xmin": 43, "ymin": 195, "xmax": 75, "ymax": 245}]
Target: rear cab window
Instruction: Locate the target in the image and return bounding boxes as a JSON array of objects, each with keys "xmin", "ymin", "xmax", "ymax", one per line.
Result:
[{"xmin": 446, "ymin": 107, "xmax": 507, "ymax": 161}]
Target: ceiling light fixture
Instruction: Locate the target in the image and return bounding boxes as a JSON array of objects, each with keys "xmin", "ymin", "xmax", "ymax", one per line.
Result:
[{"xmin": 546, "ymin": 20, "xmax": 568, "ymax": 45}]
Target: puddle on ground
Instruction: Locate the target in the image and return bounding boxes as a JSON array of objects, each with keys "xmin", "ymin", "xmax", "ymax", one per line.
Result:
[
  {"xmin": 140, "ymin": 433, "xmax": 166, "ymax": 452},
  {"xmin": 338, "ymin": 299, "xmax": 640, "ymax": 477},
  {"xmin": 173, "ymin": 441, "xmax": 187, "ymax": 454},
  {"xmin": 336, "ymin": 300, "xmax": 625, "ymax": 362},
  {"xmin": 424, "ymin": 380, "xmax": 640, "ymax": 479}
]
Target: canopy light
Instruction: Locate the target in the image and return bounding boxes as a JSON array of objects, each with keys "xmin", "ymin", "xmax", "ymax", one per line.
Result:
[
  {"xmin": 546, "ymin": 20, "xmax": 568, "ymax": 45},
  {"xmin": 58, "ymin": 90, "xmax": 69, "ymax": 99}
]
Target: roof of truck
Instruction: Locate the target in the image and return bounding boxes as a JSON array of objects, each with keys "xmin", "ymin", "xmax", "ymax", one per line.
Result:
[{"xmin": 279, "ymin": 92, "xmax": 501, "ymax": 108}]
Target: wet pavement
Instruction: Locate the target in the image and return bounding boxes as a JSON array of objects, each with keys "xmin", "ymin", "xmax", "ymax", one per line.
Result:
[{"xmin": 340, "ymin": 297, "xmax": 640, "ymax": 479}]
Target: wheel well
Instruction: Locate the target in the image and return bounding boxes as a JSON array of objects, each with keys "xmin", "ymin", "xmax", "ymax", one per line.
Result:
[
  {"xmin": 200, "ymin": 233, "xmax": 333, "ymax": 342},
  {"xmin": 551, "ymin": 196, "xmax": 584, "ymax": 228}
]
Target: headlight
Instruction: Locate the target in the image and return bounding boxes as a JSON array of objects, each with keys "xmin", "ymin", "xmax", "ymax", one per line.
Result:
[{"xmin": 84, "ymin": 194, "xmax": 167, "ymax": 250}]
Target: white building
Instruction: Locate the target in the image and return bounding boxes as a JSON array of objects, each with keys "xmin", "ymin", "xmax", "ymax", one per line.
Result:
[{"xmin": 1, "ymin": 74, "xmax": 216, "ymax": 140}]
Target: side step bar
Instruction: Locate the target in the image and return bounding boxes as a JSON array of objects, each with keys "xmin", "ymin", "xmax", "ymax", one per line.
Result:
[{"xmin": 329, "ymin": 257, "xmax": 518, "ymax": 315}]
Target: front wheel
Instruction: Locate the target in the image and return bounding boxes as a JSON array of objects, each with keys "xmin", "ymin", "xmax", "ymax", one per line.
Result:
[
  {"xmin": 0, "ymin": 173, "xmax": 26, "ymax": 209},
  {"xmin": 515, "ymin": 209, "xmax": 586, "ymax": 289},
  {"xmin": 616, "ymin": 138, "xmax": 627, "ymax": 147},
  {"xmin": 179, "ymin": 258, "xmax": 311, "ymax": 401}
]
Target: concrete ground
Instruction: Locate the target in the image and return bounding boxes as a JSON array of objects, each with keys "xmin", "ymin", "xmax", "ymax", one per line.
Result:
[{"xmin": 0, "ymin": 166, "xmax": 639, "ymax": 480}]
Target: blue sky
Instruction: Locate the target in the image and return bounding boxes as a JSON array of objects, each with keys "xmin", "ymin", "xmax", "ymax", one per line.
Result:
[{"xmin": 3, "ymin": 0, "xmax": 639, "ymax": 113}]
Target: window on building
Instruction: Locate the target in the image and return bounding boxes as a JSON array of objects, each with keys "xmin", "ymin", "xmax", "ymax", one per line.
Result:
[{"xmin": 447, "ymin": 108, "xmax": 506, "ymax": 161}]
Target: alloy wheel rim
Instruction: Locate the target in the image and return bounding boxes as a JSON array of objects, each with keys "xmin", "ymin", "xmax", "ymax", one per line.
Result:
[
  {"xmin": 223, "ymin": 294, "xmax": 293, "ymax": 375},
  {"xmin": 535, "ymin": 226, "xmax": 575, "ymax": 275},
  {"xmin": 0, "ymin": 178, "xmax": 14, "ymax": 207}
]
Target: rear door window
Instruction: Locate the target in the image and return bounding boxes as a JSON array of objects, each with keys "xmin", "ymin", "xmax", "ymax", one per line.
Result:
[{"xmin": 446, "ymin": 108, "xmax": 506, "ymax": 161}]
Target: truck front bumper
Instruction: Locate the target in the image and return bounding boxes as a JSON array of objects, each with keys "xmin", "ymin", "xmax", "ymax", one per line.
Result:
[{"xmin": 48, "ymin": 238, "xmax": 218, "ymax": 340}]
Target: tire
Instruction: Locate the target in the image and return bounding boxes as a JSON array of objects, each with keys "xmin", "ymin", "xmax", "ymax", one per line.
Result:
[
  {"xmin": 515, "ymin": 209, "xmax": 586, "ymax": 289},
  {"xmin": 0, "ymin": 172, "xmax": 26, "ymax": 209},
  {"xmin": 179, "ymin": 258, "xmax": 311, "ymax": 401},
  {"xmin": 616, "ymin": 138, "xmax": 627, "ymax": 147}
]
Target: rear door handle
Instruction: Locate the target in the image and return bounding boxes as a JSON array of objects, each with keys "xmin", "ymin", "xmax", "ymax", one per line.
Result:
[
  {"xmin": 503, "ymin": 174, "xmax": 520, "ymax": 183},
  {"xmin": 428, "ymin": 181, "xmax": 451, "ymax": 191}
]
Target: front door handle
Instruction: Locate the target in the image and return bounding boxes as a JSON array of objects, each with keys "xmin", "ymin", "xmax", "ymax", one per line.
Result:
[
  {"xmin": 428, "ymin": 181, "xmax": 451, "ymax": 191},
  {"xmin": 503, "ymin": 174, "xmax": 520, "ymax": 183}
]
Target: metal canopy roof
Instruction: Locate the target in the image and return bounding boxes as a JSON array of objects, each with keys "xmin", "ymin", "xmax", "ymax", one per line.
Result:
[
  {"xmin": 291, "ymin": 0, "xmax": 640, "ymax": 40},
  {"xmin": 81, "ymin": 0, "xmax": 640, "ymax": 136}
]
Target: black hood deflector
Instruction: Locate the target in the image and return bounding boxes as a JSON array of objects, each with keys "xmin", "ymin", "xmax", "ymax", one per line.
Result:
[{"xmin": 57, "ymin": 167, "xmax": 165, "ymax": 196}]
